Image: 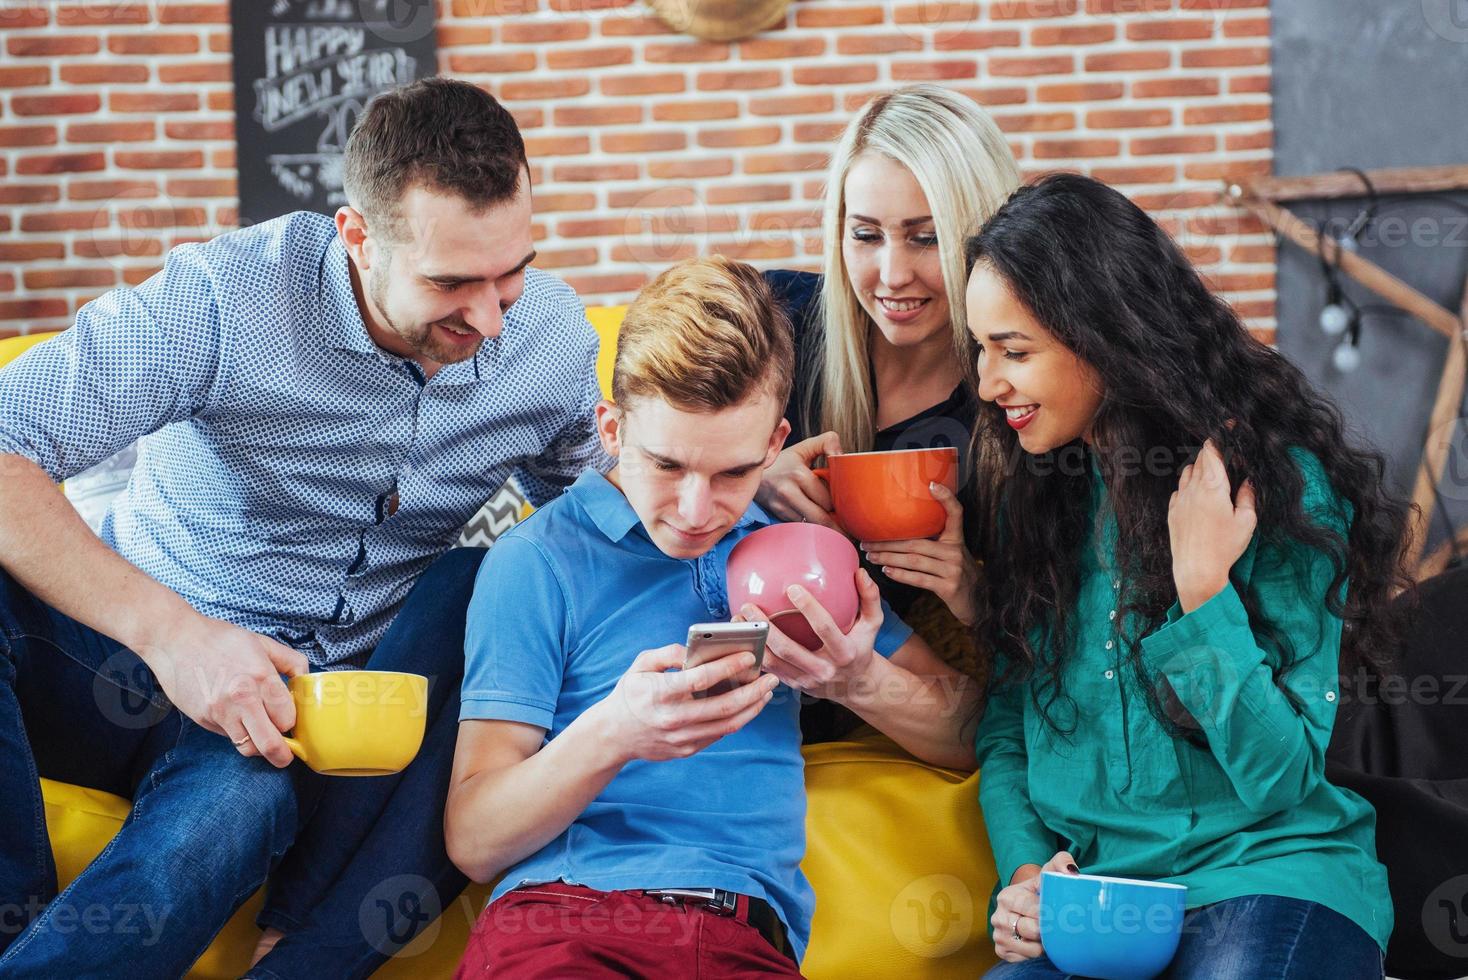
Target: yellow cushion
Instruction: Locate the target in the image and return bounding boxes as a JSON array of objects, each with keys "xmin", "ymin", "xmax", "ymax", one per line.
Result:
[
  {"xmin": 801, "ymin": 736, "xmax": 999, "ymax": 978},
  {"xmin": 0, "ymin": 332, "xmax": 60, "ymax": 369},
  {"xmin": 585, "ymin": 304, "xmax": 625, "ymax": 399}
]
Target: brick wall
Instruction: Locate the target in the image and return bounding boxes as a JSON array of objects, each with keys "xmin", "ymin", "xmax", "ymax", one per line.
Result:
[{"xmin": 0, "ymin": 0, "xmax": 1275, "ymax": 340}]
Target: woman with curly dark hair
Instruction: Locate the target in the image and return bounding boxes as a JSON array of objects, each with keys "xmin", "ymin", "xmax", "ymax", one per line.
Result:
[{"xmin": 966, "ymin": 173, "xmax": 1411, "ymax": 978}]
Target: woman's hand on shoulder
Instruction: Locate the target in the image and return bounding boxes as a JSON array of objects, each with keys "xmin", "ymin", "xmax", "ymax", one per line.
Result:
[{"xmin": 754, "ymin": 430, "xmax": 843, "ymax": 529}]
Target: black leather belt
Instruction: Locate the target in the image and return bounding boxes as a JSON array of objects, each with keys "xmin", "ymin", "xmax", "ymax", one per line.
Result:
[{"xmin": 642, "ymin": 887, "xmax": 794, "ymax": 963}]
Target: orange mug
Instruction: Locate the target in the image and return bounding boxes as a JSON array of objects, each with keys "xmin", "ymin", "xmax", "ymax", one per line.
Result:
[{"xmin": 812, "ymin": 447, "xmax": 959, "ymax": 542}]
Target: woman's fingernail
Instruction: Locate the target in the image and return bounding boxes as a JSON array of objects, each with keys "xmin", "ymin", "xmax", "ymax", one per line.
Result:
[
  {"xmin": 787, "ymin": 584, "xmax": 807, "ymax": 599},
  {"xmin": 1066, "ymin": 863, "xmax": 1079, "ymax": 875}
]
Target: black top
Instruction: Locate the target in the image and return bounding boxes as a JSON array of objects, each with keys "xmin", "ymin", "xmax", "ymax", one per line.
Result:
[{"xmin": 762, "ymin": 268, "xmax": 979, "ymax": 617}]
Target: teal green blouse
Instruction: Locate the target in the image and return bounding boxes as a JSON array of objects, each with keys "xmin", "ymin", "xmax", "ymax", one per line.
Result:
[{"xmin": 973, "ymin": 450, "xmax": 1391, "ymax": 951}]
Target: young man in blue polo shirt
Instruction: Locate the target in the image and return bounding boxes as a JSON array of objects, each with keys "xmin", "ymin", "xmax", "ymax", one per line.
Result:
[{"xmin": 446, "ymin": 257, "xmax": 980, "ymax": 977}]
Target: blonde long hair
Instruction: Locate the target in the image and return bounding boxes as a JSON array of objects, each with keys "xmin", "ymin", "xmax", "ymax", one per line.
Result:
[{"xmin": 811, "ymin": 84, "xmax": 1020, "ymax": 453}]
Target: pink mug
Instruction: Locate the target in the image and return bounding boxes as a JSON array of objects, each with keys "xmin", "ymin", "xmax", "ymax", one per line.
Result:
[{"xmin": 725, "ymin": 523, "xmax": 860, "ymax": 650}]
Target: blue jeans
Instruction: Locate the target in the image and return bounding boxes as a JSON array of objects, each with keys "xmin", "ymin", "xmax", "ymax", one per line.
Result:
[
  {"xmin": 983, "ymin": 895, "xmax": 1384, "ymax": 980},
  {"xmin": 0, "ymin": 547, "xmax": 483, "ymax": 979}
]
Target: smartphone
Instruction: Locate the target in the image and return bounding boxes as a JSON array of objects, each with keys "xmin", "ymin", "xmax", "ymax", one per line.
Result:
[{"xmin": 684, "ymin": 621, "xmax": 769, "ymax": 699}]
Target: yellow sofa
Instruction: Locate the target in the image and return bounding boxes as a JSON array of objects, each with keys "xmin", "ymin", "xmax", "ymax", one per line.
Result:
[{"xmin": 2, "ymin": 314, "xmax": 997, "ymax": 979}]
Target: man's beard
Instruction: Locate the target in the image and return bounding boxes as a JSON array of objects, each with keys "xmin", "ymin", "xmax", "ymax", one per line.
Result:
[{"xmin": 367, "ymin": 266, "xmax": 482, "ymax": 366}]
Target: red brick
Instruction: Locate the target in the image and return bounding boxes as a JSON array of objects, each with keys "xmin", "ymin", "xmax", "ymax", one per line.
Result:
[
  {"xmin": 500, "ymin": 20, "xmax": 587, "ymax": 42},
  {"xmin": 1036, "ymin": 81, "xmax": 1123, "ymax": 102},
  {"xmin": 1228, "ymin": 243, "xmax": 1276, "ymax": 264},
  {"xmin": 602, "ymin": 131, "xmax": 686, "ymax": 153},
  {"xmin": 1183, "ymin": 158, "xmax": 1270, "ymax": 180},
  {"xmin": 795, "ymin": 5, "xmax": 884, "ymax": 27},
  {"xmin": 749, "ymin": 94, "xmax": 835, "ymax": 116},
  {"xmin": 546, "ymin": 0, "xmax": 633, "ymax": 8},
  {"xmin": 158, "ymin": 62, "xmax": 232, "ymax": 84},
  {"xmin": 750, "ymin": 209, "xmax": 822, "ymax": 233},
  {"xmin": 510, "ymin": 107, "xmax": 544, "ymax": 129},
  {"xmin": 552, "ymin": 163, "xmax": 639, "ymax": 182},
  {"xmin": 17, "ymin": 153, "xmax": 107, "ymax": 175},
  {"xmin": 994, "ymin": 111, "xmax": 1076, "ymax": 132},
  {"xmin": 956, "ymin": 85, "xmax": 1029, "ymax": 106},
  {"xmin": 1131, "ymin": 134, "xmax": 1217, "ymax": 156},
  {"xmin": 1225, "ymin": 129, "xmax": 1272, "ymax": 152},
  {"xmin": 1180, "ymin": 0, "xmax": 1266, "ymax": 8},
  {"xmin": 437, "ymin": 24, "xmax": 494, "ymax": 45},
  {"xmin": 519, "ymin": 135, "xmax": 588, "ymax": 158},
  {"xmin": 564, "ymin": 273, "xmax": 649, "ymax": 297},
  {"xmin": 792, "ymin": 65, "xmax": 877, "ymax": 85},
  {"xmin": 69, "ymin": 179, "xmax": 159, "ymax": 201},
  {"xmin": 532, "ymin": 247, "xmax": 599, "ymax": 270},
  {"xmin": 553, "ymin": 104, "xmax": 643, "ymax": 126},
  {"xmin": 706, "ymin": 184, "xmax": 792, "ymax": 205},
  {"xmin": 1031, "ymin": 23, "xmax": 1115, "ymax": 44},
  {"xmin": 450, "ymin": 0, "xmax": 538, "ymax": 13},
  {"xmin": 557, "ymin": 218, "xmax": 631, "ymax": 239},
  {"xmin": 500, "ymin": 78, "xmax": 590, "ymax": 100},
  {"xmin": 56, "ymin": 2, "xmax": 150, "ymax": 24},
  {"xmin": 1184, "ymin": 103, "xmax": 1270, "ymax": 125},
  {"xmin": 990, "ymin": 55, "xmax": 1075, "ymax": 76},
  {"xmin": 1033, "ymin": 138, "xmax": 1120, "ymax": 159},
  {"xmin": 158, "ymin": 3, "xmax": 228, "ymax": 22},
  {"xmin": 647, "ymin": 158, "xmax": 735, "ymax": 179},
  {"xmin": 606, "ymin": 186, "xmax": 697, "ymax": 208},
  {"xmin": 1230, "ymin": 75, "xmax": 1270, "ymax": 94},
  {"xmin": 708, "ymin": 239, "xmax": 797, "ymax": 261},
  {"xmin": 1127, "ymin": 18, "xmax": 1215, "ymax": 41},
  {"xmin": 111, "ymin": 92, "xmax": 199, "ymax": 113},
  {"xmin": 0, "ymin": 6, "xmax": 48, "ymax": 27},
  {"xmin": 208, "ymin": 30, "xmax": 229, "ymax": 52},
  {"xmin": 547, "ymin": 46, "xmax": 634, "ymax": 69},
  {"xmin": 1085, "ymin": 50, "xmax": 1170, "ymax": 71},
  {"xmin": 794, "ymin": 121, "xmax": 847, "ymax": 142},
  {"xmin": 532, "ymin": 192, "xmax": 597, "ymax": 212},
  {"xmin": 116, "ymin": 150, "xmax": 205, "ymax": 170},
  {"xmin": 0, "ymin": 126, "xmax": 58, "ymax": 148},
  {"xmin": 0, "ymin": 242, "xmax": 65, "ymax": 261},
  {"xmin": 116, "ymin": 205, "xmax": 209, "ymax": 228},
  {"xmin": 1224, "ymin": 16, "xmax": 1270, "ymax": 38},
  {"xmin": 1181, "ymin": 46, "xmax": 1268, "ymax": 68},
  {"xmin": 108, "ymin": 34, "xmax": 199, "ymax": 54},
  {"xmin": 1090, "ymin": 164, "xmax": 1177, "ymax": 184},
  {"xmin": 653, "ymin": 100, "xmax": 738, "ymax": 122},
  {"xmin": 1132, "ymin": 77, "xmax": 1220, "ymax": 98},
  {"xmin": 211, "ymin": 147, "xmax": 235, "ymax": 169},
  {"xmin": 164, "ymin": 121, "xmax": 234, "ymax": 140},
  {"xmin": 739, "ymin": 38, "xmax": 825, "ymax": 60},
  {"xmin": 745, "ymin": 152, "xmax": 829, "ymax": 175},
  {"xmin": 609, "ymin": 241, "xmax": 700, "ymax": 264},
  {"xmin": 700, "ymin": 70, "xmax": 784, "ymax": 91},
  {"xmin": 59, "ymin": 63, "xmax": 150, "ymax": 84},
  {"xmin": 12, "ymin": 94, "xmax": 101, "ymax": 117},
  {"xmin": 449, "ymin": 52, "xmax": 536, "ymax": 73},
  {"xmin": 166, "ymin": 178, "xmax": 238, "ymax": 198},
  {"xmin": 7, "ymin": 35, "xmax": 98, "ymax": 56},
  {"xmin": 598, "ymin": 15, "xmax": 674, "ymax": 35},
  {"xmin": 0, "ymin": 300, "xmax": 71, "ymax": 322},
  {"xmin": 1085, "ymin": 0, "xmax": 1169, "ymax": 11},
  {"xmin": 987, "ymin": 0, "xmax": 1079, "ymax": 17},
  {"xmin": 122, "ymin": 266, "xmax": 166, "ymax": 286},
  {"xmin": 0, "ymin": 184, "xmax": 60, "ymax": 205},
  {"xmin": 23, "ymin": 268, "xmax": 117, "ymax": 290},
  {"xmin": 1087, "ymin": 108, "xmax": 1173, "ymax": 129},
  {"xmin": 601, "ymin": 74, "xmax": 684, "ymax": 96},
  {"xmin": 0, "ymin": 66, "xmax": 51, "ymax": 87},
  {"xmin": 837, "ymin": 34, "xmax": 924, "ymax": 55},
  {"xmin": 20, "ymin": 210, "xmax": 105, "ymax": 232},
  {"xmin": 893, "ymin": 2, "xmax": 979, "ymax": 24},
  {"xmin": 1130, "ymin": 189, "xmax": 1219, "ymax": 211},
  {"xmin": 894, "ymin": 60, "xmax": 978, "ymax": 81},
  {"xmin": 698, "ymin": 126, "xmax": 781, "ymax": 149}
]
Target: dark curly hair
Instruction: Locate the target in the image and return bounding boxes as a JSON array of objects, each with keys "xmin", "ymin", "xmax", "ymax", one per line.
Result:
[{"xmin": 962, "ymin": 172, "xmax": 1413, "ymax": 742}]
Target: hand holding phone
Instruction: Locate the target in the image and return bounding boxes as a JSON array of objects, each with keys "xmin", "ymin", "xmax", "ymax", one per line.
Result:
[{"xmin": 684, "ymin": 621, "xmax": 769, "ymax": 698}]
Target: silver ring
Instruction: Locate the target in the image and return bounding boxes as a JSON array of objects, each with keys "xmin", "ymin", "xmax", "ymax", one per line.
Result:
[
  {"xmin": 231, "ymin": 735, "xmax": 251, "ymax": 746},
  {"xmin": 1011, "ymin": 913, "xmax": 1022, "ymax": 942}
]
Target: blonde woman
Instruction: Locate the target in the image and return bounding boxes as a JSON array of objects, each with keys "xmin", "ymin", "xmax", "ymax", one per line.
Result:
[{"xmin": 758, "ymin": 84, "xmax": 1020, "ymax": 646}]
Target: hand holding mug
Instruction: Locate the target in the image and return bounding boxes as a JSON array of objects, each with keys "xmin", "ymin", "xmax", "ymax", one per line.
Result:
[{"xmin": 860, "ymin": 481, "xmax": 979, "ymax": 625}]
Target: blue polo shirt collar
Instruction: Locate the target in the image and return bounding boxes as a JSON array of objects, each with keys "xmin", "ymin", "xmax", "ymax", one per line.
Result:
[{"xmin": 568, "ymin": 468, "xmax": 773, "ymax": 546}]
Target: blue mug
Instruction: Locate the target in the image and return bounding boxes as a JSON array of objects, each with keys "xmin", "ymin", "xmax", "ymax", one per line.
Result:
[{"xmin": 1039, "ymin": 871, "xmax": 1186, "ymax": 980}]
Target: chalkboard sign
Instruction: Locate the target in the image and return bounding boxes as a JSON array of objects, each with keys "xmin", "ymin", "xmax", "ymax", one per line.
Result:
[{"xmin": 230, "ymin": 0, "xmax": 438, "ymax": 227}]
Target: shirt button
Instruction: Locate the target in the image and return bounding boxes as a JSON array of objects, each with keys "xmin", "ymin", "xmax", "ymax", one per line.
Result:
[
  {"xmin": 1108, "ymin": 610, "xmax": 1117, "ymax": 621},
  {"xmin": 1113, "ymin": 579, "xmax": 1120, "ymax": 590},
  {"xmin": 1104, "ymin": 640, "xmax": 1113, "ymax": 650},
  {"xmin": 1104, "ymin": 669, "xmax": 1115, "ymax": 680},
  {"xmin": 1326, "ymin": 691, "xmax": 1336, "ymax": 702}
]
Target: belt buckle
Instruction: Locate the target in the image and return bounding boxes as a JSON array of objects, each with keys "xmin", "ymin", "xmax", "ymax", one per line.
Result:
[{"xmin": 644, "ymin": 888, "xmax": 738, "ymax": 916}]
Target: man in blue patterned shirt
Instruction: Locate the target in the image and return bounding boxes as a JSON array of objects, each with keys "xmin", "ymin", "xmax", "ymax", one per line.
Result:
[{"xmin": 0, "ymin": 78, "xmax": 607, "ymax": 977}]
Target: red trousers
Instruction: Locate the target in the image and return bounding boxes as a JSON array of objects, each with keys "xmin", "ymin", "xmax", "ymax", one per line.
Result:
[{"xmin": 454, "ymin": 883, "xmax": 805, "ymax": 979}]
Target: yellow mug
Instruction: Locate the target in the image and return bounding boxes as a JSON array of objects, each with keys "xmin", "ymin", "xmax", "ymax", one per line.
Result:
[{"xmin": 284, "ymin": 670, "xmax": 428, "ymax": 776}]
